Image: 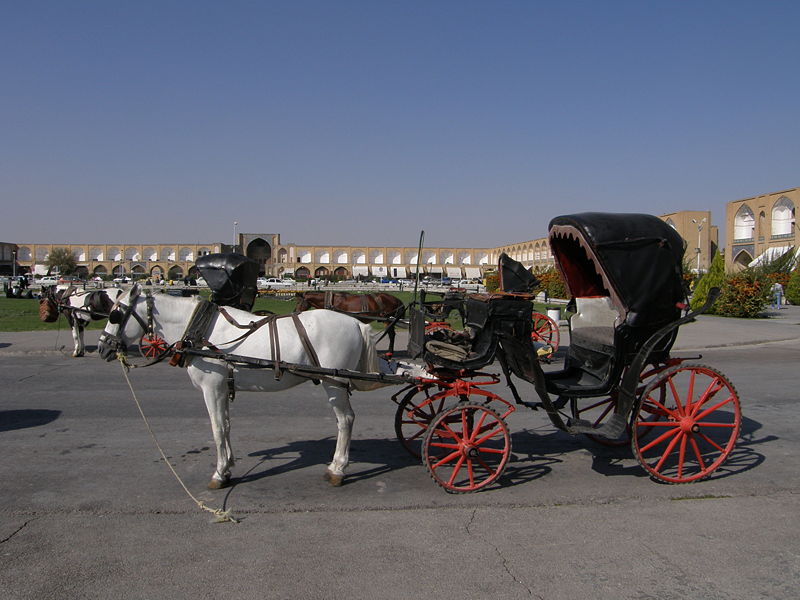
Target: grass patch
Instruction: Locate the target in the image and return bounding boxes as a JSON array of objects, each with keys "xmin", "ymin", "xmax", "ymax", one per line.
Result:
[{"xmin": 0, "ymin": 289, "xmax": 556, "ymax": 332}]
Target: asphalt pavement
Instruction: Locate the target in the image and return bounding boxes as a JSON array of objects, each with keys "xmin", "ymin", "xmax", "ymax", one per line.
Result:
[{"xmin": 2, "ymin": 305, "xmax": 799, "ymax": 599}]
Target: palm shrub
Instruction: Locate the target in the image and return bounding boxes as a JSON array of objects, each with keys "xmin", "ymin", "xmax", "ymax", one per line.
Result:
[{"xmin": 690, "ymin": 251, "xmax": 725, "ymax": 312}]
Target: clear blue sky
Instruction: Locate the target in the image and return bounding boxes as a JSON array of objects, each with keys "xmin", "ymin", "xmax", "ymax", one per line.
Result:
[{"xmin": 2, "ymin": 0, "xmax": 798, "ymax": 249}]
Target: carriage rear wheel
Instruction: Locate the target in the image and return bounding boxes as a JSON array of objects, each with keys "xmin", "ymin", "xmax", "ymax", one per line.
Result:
[
  {"xmin": 531, "ymin": 312, "xmax": 559, "ymax": 353},
  {"xmin": 422, "ymin": 403, "xmax": 511, "ymax": 493},
  {"xmin": 631, "ymin": 364, "xmax": 741, "ymax": 483}
]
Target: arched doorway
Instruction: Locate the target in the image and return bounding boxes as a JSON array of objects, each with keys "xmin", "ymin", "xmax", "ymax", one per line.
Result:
[
  {"xmin": 333, "ymin": 267, "xmax": 349, "ymax": 279},
  {"xmin": 246, "ymin": 238, "xmax": 271, "ymax": 275},
  {"xmin": 314, "ymin": 267, "xmax": 330, "ymax": 279},
  {"xmin": 168, "ymin": 265, "xmax": 184, "ymax": 281},
  {"xmin": 295, "ymin": 267, "xmax": 310, "ymax": 280}
]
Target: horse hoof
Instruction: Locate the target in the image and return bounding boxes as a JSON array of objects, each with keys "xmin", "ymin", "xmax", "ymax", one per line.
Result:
[
  {"xmin": 207, "ymin": 476, "xmax": 230, "ymax": 490},
  {"xmin": 323, "ymin": 470, "xmax": 344, "ymax": 487}
]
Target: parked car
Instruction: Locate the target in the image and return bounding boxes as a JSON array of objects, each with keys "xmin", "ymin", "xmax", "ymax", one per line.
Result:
[
  {"xmin": 451, "ymin": 279, "xmax": 484, "ymax": 291},
  {"xmin": 58, "ymin": 275, "xmax": 83, "ymax": 285},
  {"xmin": 257, "ymin": 277, "xmax": 295, "ymax": 290},
  {"xmin": 113, "ymin": 276, "xmax": 132, "ymax": 283},
  {"xmin": 38, "ymin": 276, "xmax": 59, "ymax": 285}
]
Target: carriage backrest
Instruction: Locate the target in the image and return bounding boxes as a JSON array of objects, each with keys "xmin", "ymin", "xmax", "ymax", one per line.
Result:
[{"xmin": 420, "ymin": 294, "xmax": 533, "ymax": 371}]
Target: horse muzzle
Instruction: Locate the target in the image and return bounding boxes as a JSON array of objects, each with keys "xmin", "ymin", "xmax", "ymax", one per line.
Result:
[{"xmin": 98, "ymin": 331, "xmax": 126, "ymax": 362}]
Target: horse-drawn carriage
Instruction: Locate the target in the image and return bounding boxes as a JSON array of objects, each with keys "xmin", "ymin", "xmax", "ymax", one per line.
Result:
[{"xmin": 93, "ymin": 213, "xmax": 741, "ymax": 494}]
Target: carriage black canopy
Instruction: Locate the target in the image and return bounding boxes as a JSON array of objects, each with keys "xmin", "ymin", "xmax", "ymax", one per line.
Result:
[
  {"xmin": 548, "ymin": 213, "xmax": 687, "ymax": 329},
  {"xmin": 195, "ymin": 253, "xmax": 258, "ymax": 311}
]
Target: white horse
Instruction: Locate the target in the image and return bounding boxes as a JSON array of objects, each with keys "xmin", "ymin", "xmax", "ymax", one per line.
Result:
[
  {"xmin": 97, "ymin": 284, "xmax": 385, "ymax": 489},
  {"xmin": 47, "ymin": 287, "xmax": 121, "ymax": 357}
]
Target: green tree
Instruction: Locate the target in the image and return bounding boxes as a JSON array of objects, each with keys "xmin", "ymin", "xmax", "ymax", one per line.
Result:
[
  {"xmin": 533, "ymin": 267, "xmax": 567, "ymax": 299},
  {"xmin": 786, "ymin": 268, "xmax": 800, "ymax": 306},
  {"xmin": 714, "ymin": 271, "xmax": 770, "ymax": 318},
  {"xmin": 45, "ymin": 247, "xmax": 77, "ymax": 276},
  {"xmin": 690, "ymin": 251, "xmax": 725, "ymax": 312}
]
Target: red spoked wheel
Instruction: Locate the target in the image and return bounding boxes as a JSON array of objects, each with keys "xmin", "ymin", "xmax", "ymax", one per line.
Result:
[
  {"xmin": 139, "ymin": 333, "xmax": 169, "ymax": 359},
  {"xmin": 422, "ymin": 403, "xmax": 512, "ymax": 493},
  {"xmin": 632, "ymin": 364, "xmax": 741, "ymax": 483},
  {"xmin": 531, "ymin": 312, "xmax": 559, "ymax": 353},
  {"xmin": 394, "ymin": 383, "xmax": 448, "ymax": 459},
  {"xmin": 425, "ymin": 321, "xmax": 453, "ymax": 335}
]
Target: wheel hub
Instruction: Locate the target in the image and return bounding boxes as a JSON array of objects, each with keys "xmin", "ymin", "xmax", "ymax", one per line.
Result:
[{"xmin": 679, "ymin": 416, "xmax": 700, "ymax": 434}]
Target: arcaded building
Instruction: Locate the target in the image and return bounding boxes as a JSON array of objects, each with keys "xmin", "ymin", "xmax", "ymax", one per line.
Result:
[
  {"xmin": 13, "ymin": 209, "xmax": 727, "ymax": 280},
  {"xmin": 726, "ymin": 187, "xmax": 798, "ymax": 272}
]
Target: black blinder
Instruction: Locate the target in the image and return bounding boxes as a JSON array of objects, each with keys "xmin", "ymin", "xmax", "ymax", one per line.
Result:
[{"xmin": 108, "ymin": 309, "xmax": 124, "ymax": 325}]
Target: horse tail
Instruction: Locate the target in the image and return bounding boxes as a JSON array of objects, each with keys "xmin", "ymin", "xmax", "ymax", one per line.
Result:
[{"xmin": 352, "ymin": 322, "xmax": 381, "ymax": 389}]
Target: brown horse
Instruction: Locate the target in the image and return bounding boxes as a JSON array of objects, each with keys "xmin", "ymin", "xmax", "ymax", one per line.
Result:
[{"xmin": 295, "ymin": 291, "xmax": 405, "ymax": 355}]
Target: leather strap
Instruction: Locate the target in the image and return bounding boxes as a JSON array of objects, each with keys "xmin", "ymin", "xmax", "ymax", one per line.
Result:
[{"xmin": 291, "ymin": 314, "xmax": 321, "ymax": 368}]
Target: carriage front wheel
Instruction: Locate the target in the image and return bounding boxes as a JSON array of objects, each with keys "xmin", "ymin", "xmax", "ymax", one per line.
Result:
[
  {"xmin": 394, "ymin": 383, "xmax": 447, "ymax": 459},
  {"xmin": 631, "ymin": 364, "xmax": 741, "ymax": 483},
  {"xmin": 422, "ymin": 403, "xmax": 511, "ymax": 493}
]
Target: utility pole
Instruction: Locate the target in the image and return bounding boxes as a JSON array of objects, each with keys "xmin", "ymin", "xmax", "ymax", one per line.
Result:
[{"xmin": 692, "ymin": 217, "xmax": 707, "ymax": 273}]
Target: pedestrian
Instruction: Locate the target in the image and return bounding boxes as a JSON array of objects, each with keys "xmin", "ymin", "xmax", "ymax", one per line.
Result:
[{"xmin": 771, "ymin": 281, "xmax": 784, "ymax": 309}]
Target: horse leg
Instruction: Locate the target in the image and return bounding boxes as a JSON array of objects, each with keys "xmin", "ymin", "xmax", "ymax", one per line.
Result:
[
  {"xmin": 386, "ymin": 323, "xmax": 396, "ymax": 355},
  {"xmin": 72, "ymin": 323, "xmax": 85, "ymax": 357},
  {"xmin": 191, "ymin": 367, "xmax": 235, "ymax": 489},
  {"xmin": 323, "ymin": 383, "xmax": 355, "ymax": 487}
]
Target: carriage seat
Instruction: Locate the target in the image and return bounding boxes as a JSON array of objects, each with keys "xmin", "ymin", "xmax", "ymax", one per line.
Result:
[
  {"xmin": 422, "ymin": 294, "xmax": 532, "ymax": 371},
  {"xmin": 545, "ymin": 296, "xmax": 622, "ymax": 396}
]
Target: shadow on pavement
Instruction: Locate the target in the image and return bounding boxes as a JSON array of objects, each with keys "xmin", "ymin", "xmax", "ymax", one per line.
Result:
[{"xmin": 0, "ymin": 409, "xmax": 61, "ymax": 432}]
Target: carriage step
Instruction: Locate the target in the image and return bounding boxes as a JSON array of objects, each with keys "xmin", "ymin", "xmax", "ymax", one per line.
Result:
[{"xmin": 567, "ymin": 414, "xmax": 627, "ymax": 440}]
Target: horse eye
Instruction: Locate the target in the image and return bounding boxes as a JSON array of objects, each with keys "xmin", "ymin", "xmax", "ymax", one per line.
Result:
[{"xmin": 108, "ymin": 310, "xmax": 123, "ymax": 325}]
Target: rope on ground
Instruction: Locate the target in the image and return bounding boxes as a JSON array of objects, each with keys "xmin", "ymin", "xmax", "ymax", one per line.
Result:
[{"xmin": 116, "ymin": 352, "xmax": 239, "ymax": 524}]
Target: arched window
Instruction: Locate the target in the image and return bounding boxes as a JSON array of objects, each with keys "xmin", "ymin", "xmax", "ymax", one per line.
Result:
[
  {"xmin": 733, "ymin": 205, "xmax": 755, "ymax": 240},
  {"xmin": 772, "ymin": 196, "xmax": 795, "ymax": 236}
]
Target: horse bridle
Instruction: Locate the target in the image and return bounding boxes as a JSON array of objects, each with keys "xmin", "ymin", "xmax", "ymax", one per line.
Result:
[{"xmin": 99, "ymin": 286, "xmax": 157, "ymax": 357}]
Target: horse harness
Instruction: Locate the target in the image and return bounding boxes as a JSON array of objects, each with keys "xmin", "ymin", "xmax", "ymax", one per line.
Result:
[
  {"xmin": 321, "ymin": 291, "xmax": 386, "ymax": 315},
  {"xmin": 53, "ymin": 287, "xmax": 116, "ymax": 325},
  {"xmin": 103, "ymin": 289, "xmax": 327, "ymax": 398}
]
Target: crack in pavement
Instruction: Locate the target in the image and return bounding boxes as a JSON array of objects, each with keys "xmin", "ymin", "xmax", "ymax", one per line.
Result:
[
  {"xmin": 464, "ymin": 508, "xmax": 539, "ymax": 598},
  {"xmin": 1, "ymin": 518, "xmax": 35, "ymax": 544}
]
